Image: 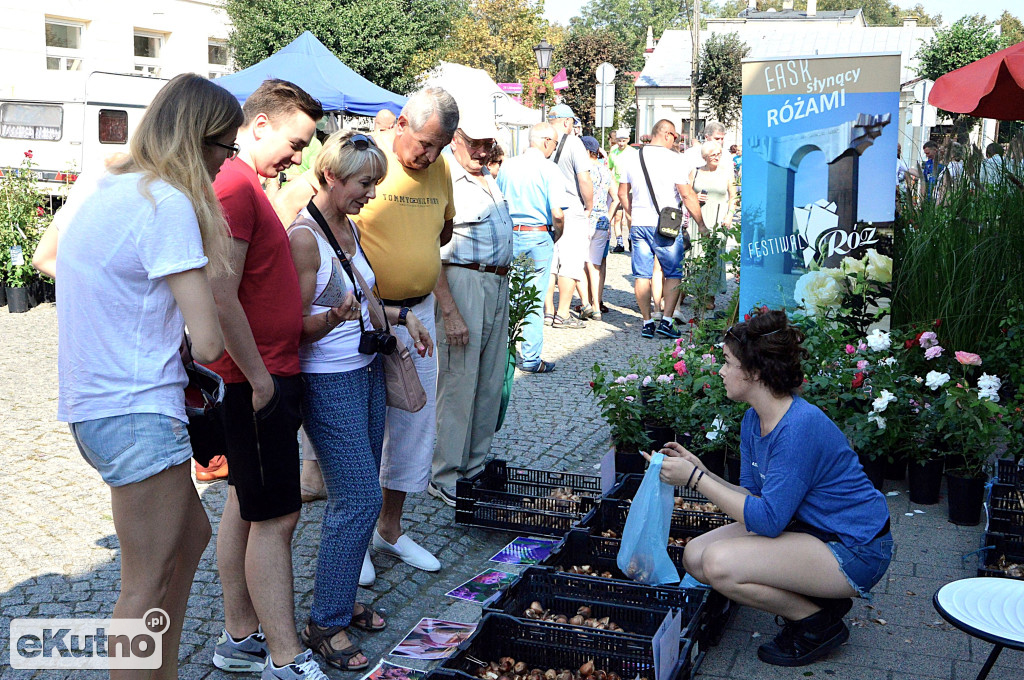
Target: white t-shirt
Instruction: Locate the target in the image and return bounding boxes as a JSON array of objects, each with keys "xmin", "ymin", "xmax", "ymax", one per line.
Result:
[
  {"xmin": 56, "ymin": 172, "xmax": 208, "ymax": 423},
  {"xmin": 293, "ymin": 210, "xmax": 376, "ymax": 374},
  {"xmin": 621, "ymin": 145, "xmax": 688, "ymax": 226}
]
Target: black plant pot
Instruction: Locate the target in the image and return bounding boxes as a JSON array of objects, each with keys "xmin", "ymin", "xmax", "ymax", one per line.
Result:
[
  {"xmin": 644, "ymin": 423, "xmax": 674, "ymax": 450},
  {"xmin": 884, "ymin": 453, "xmax": 908, "ymax": 481},
  {"xmin": 613, "ymin": 441, "xmax": 646, "ymax": 474},
  {"xmin": 860, "ymin": 455, "xmax": 885, "ymax": 491},
  {"xmin": 0, "ymin": 284, "xmax": 6, "ymax": 307},
  {"xmin": 726, "ymin": 456, "xmax": 741, "ymax": 484},
  {"xmin": 908, "ymin": 458, "xmax": 944, "ymax": 505},
  {"xmin": 6, "ymin": 286, "xmax": 28, "ymax": 313},
  {"xmin": 26, "ymin": 278, "xmax": 42, "ymax": 308},
  {"xmin": 700, "ymin": 448, "xmax": 726, "ymax": 478},
  {"xmin": 946, "ymin": 473, "xmax": 986, "ymax": 526}
]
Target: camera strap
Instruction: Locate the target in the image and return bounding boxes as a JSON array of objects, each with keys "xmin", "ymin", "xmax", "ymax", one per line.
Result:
[{"xmin": 301, "ymin": 202, "xmax": 391, "ymax": 335}]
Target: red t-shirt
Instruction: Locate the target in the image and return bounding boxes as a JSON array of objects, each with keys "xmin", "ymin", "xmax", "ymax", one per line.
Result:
[{"xmin": 205, "ymin": 158, "xmax": 303, "ymax": 383}]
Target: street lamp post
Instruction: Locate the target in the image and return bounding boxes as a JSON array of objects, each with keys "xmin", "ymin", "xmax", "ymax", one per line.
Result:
[{"xmin": 533, "ymin": 38, "xmax": 554, "ymax": 121}]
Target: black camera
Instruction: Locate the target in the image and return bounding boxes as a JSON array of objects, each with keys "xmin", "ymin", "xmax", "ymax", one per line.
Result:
[{"xmin": 358, "ymin": 329, "xmax": 397, "ymax": 356}]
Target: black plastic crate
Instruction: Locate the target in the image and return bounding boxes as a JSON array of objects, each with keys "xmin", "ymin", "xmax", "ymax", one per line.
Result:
[
  {"xmin": 579, "ymin": 503, "xmax": 708, "ymax": 572},
  {"xmin": 602, "ymin": 475, "xmax": 733, "ymax": 534},
  {"xmin": 978, "ymin": 532, "xmax": 1024, "ymax": 580},
  {"xmin": 484, "ymin": 566, "xmax": 708, "ymax": 640},
  {"xmin": 438, "ymin": 613, "xmax": 700, "ymax": 680},
  {"xmin": 540, "ymin": 531, "xmax": 734, "ymax": 647},
  {"xmin": 455, "ymin": 460, "xmax": 604, "ymax": 537},
  {"xmin": 987, "ymin": 483, "xmax": 1024, "ymax": 537},
  {"xmin": 995, "ymin": 458, "xmax": 1024, "ymax": 487}
]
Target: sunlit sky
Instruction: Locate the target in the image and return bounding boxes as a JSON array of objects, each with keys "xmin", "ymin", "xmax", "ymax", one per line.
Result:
[{"xmin": 543, "ymin": 1, "xmax": 1019, "ymax": 27}]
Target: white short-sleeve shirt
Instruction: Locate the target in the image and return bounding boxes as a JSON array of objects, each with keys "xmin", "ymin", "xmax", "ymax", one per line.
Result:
[{"xmin": 622, "ymin": 146, "xmax": 688, "ymax": 226}]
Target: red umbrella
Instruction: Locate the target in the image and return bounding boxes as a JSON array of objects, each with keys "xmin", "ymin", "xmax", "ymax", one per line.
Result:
[{"xmin": 928, "ymin": 40, "xmax": 1024, "ymax": 120}]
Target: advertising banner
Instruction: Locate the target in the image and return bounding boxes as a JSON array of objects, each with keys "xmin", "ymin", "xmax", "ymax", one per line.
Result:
[{"xmin": 739, "ymin": 53, "xmax": 900, "ymax": 313}]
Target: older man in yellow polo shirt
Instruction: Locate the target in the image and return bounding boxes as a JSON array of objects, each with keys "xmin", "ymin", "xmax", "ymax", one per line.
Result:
[{"xmin": 354, "ymin": 87, "xmax": 459, "ymax": 575}]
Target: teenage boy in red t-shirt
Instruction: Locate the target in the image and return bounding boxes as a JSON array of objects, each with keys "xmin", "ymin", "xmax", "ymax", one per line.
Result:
[{"xmin": 205, "ymin": 79, "xmax": 328, "ymax": 680}]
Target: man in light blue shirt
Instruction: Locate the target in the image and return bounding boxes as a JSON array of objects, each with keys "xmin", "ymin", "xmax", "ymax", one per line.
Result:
[{"xmin": 496, "ymin": 122, "xmax": 567, "ymax": 373}]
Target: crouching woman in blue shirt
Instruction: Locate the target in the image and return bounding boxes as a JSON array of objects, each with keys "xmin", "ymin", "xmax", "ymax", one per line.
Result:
[{"xmin": 654, "ymin": 309, "xmax": 892, "ymax": 667}]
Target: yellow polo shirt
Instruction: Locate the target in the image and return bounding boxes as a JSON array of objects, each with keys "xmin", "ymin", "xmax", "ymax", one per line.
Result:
[{"xmin": 353, "ymin": 145, "xmax": 456, "ymax": 300}]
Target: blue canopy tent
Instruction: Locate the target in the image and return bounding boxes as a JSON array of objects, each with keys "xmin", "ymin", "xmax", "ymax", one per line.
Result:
[{"xmin": 216, "ymin": 31, "xmax": 406, "ymax": 116}]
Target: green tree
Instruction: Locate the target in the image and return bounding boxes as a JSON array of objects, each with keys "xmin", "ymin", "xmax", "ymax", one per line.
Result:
[
  {"xmin": 916, "ymin": 14, "xmax": 1004, "ymax": 133},
  {"xmin": 223, "ymin": 0, "xmax": 467, "ymax": 96},
  {"xmin": 718, "ymin": 0, "xmax": 940, "ymax": 26},
  {"xmin": 444, "ymin": 0, "xmax": 548, "ymax": 84},
  {"xmin": 571, "ymin": 0, "xmax": 695, "ymax": 69},
  {"xmin": 552, "ymin": 29, "xmax": 636, "ymax": 134},
  {"xmin": 998, "ymin": 10, "xmax": 1024, "ymax": 45},
  {"xmin": 694, "ymin": 32, "xmax": 750, "ymax": 127}
]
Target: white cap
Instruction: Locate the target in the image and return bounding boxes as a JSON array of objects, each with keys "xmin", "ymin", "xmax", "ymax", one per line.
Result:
[{"xmin": 458, "ymin": 105, "xmax": 500, "ymax": 142}]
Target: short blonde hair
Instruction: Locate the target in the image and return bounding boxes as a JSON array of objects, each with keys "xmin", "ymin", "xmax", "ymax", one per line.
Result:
[
  {"xmin": 314, "ymin": 130, "xmax": 388, "ymax": 188},
  {"xmin": 701, "ymin": 140, "xmax": 723, "ymax": 160},
  {"xmin": 108, "ymin": 73, "xmax": 243, "ymax": 276}
]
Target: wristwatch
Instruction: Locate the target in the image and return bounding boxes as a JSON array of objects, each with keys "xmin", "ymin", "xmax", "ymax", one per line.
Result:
[{"xmin": 398, "ymin": 307, "xmax": 410, "ymax": 325}]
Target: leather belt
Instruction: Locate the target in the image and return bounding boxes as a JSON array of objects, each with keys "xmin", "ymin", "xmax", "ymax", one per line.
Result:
[
  {"xmin": 446, "ymin": 262, "xmax": 510, "ymax": 276},
  {"xmin": 513, "ymin": 225, "xmax": 549, "ymax": 232},
  {"xmin": 380, "ymin": 294, "xmax": 428, "ymax": 307}
]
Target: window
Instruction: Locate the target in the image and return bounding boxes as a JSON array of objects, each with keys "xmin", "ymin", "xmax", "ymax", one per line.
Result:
[
  {"xmin": 133, "ymin": 31, "xmax": 163, "ymax": 77},
  {"xmin": 208, "ymin": 39, "xmax": 230, "ymax": 79},
  {"xmin": 45, "ymin": 19, "xmax": 84, "ymax": 71},
  {"xmin": 98, "ymin": 109, "xmax": 128, "ymax": 144},
  {"xmin": 0, "ymin": 103, "xmax": 63, "ymax": 141}
]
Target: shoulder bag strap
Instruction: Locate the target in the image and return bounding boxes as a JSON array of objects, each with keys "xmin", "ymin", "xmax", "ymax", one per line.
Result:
[
  {"xmin": 553, "ymin": 134, "xmax": 567, "ymax": 163},
  {"xmin": 638, "ymin": 147, "xmax": 661, "ymax": 214}
]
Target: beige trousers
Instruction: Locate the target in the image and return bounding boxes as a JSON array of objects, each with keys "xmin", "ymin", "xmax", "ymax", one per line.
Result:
[{"xmin": 431, "ymin": 266, "xmax": 510, "ymax": 490}]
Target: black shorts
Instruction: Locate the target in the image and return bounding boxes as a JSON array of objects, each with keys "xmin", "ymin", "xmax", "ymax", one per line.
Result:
[{"xmin": 221, "ymin": 374, "xmax": 302, "ymax": 522}]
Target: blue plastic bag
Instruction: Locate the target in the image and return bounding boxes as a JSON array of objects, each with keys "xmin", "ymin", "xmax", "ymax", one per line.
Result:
[{"xmin": 616, "ymin": 453, "xmax": 680, "ymax": 585}]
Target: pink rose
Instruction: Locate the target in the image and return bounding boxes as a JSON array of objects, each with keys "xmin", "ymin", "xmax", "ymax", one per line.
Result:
[
  {"xmin": 858, "ymin": 342, "xmax": 867, "ymax": 351},
  {"xmin": 845, "ymin": 344, "xmax": 856, "ymax": 354},
  {"xmin": 671, "ymin": 348, "xmax": 681, "ymax": 359},
  {"xmin": 919, "ymin": 331, "xmax": 938, "ymax": 349},
  {"xmin": 924, "ymin": 346, "xmax": 943, "ymax": 360},
  {"xmin": 955, "ymin": 351, "xmax": 982, "ymax": 366},
  {"xmin": 857, "ymin": 360, "xmax": 868, "ymax": 369},
  {"xmin": 673, "ymin": 360, "xmax": 688, "ymax": 376}
]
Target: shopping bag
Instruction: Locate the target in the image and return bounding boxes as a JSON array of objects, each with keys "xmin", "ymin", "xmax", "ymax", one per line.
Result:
[
  {"xmin": 495, "ymin": 348, "xmax": 516, "ymax": 432},
  {"xmin": 616, "ymin": 452, "xmax": 680, "ymax": 585}
]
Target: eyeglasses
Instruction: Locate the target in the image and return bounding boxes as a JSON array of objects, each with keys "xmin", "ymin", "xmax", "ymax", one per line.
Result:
[
  {"xmin": 207, "ymin": 140, "xmax": 239, "ymax": 158},
  {"xmin": 343, "ymin": 134, "xmax": 377, "ymax": 151},
  {"xmin": 456, "ymin": 130, "xmax": 495, "ymax": 152}
]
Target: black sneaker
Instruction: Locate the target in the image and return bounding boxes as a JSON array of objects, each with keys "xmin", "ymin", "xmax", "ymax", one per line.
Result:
[
  {"xmin": 612, "ymin": 244, "xmax": 625, "ymax": 253},
  {"xmin": 655, "ymin": 319, "xmax": 681, "ymax": 339},
  {"xmin": 641, "ymin": 321, "xmax": 656, "ymax": 338},
  {"xmin": 757, "ymin": 610, "xmax": 850, "ymax": 667},
  {"xmin": 427, "ymin": 481, "xmax": 457, "ymax": 507}
]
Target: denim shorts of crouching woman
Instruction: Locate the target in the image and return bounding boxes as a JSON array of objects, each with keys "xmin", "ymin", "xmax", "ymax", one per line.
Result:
[
  {"xmin": 787, "ymin": 519, "xmax": 894, "ymax": 598},
  {"xmin": 70, "ymin": 413, "xmax": 193, "ymax": 487}
]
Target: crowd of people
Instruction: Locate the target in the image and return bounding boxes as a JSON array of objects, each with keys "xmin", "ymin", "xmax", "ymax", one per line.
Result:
[{"xmin": 34, "ymin": 72, "xmax": 748, "ymax": 680}]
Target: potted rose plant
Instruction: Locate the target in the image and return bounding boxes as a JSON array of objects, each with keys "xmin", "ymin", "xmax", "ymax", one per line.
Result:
[
  {"xmin": 1, "ymin": 150, "xmax": 49, "ymax": 313},
  {"xmin": 590, "ymin": 365, "xmax": 650, "ymax": 473}
]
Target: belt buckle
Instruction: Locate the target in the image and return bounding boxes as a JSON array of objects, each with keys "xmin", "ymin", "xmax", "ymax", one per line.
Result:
[{"xmin": 476, "ymin": 263, "xmax": 486, "ymax": 272}]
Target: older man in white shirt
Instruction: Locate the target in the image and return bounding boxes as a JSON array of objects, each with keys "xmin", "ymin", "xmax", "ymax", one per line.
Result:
[{"xmin": 428, "ymin": 108, "xmax": 514, "ymax": 505}]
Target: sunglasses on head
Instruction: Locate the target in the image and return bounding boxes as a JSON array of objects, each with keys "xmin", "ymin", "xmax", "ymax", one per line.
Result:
[
  {"xmin": 343, "ymin": 134, "xmax": 377, "ymax": 151},
  {"xmin": 725, "ymin": 324, "xmax": 783, "ymax": 342}
]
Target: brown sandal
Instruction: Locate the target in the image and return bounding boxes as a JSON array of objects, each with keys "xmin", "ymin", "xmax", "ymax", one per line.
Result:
[
  {"xmin": 350, "ymin": 603, "xmax": 387, "ymax": 632},
  {"xmin": 301, "ymin": 621, "xmax": 368, "ymax": 671}
]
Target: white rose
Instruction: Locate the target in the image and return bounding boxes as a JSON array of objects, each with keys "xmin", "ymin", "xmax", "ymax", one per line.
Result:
[
  {"xmin": 867, "ymin": 412, "xmax": 887, "ymax": 430},
  {"xmin": 871, "ymin": 389, "xmax": 897, "ymax": 413},
  {"xmin": 880, "ymin": 357, "xmax": 897, "ymax": 367},
  {"xmin": 841, "ymin": 256, "xmax": 867, "ymax": 277},
  {"xmin": 866, "ymin": 329, "xmax": 891, "ymax": 352},
  {"xmin": 864, "ymin": 249, "xmax": 893, "ymax": 284},
  {"xmin": 979, "ymin": 389, "xmax": 1000, "ymax": 403},
  {"xmin": 794, "ymin": 270, "xmax": 844, "ymax": 315},
  {"xmin": 925, "ymin": 370, "xmax": 950, "ymax": 391},
  {"xmin": 977, "ymin": 373, "xmax": 1002, "ymax": 392}
]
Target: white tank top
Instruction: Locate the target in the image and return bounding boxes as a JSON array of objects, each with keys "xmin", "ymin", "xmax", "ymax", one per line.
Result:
[{"xmin": 293, "ymin": 209, "xmax": 376, "ymax": 374}]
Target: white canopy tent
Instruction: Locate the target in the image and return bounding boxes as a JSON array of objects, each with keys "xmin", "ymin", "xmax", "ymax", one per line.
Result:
[{"xmin": 419, "ymin": 61, "xmax": 542, "ymax": 155}]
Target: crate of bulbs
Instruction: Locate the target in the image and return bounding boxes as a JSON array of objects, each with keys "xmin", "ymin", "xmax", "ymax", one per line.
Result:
[
  {"xmin": 455, "ymin": 460, "xmax": 605, "ymax": 536},
  {"xmin": 599, "ymin": 474, "xmax": 733, "ymax": 534}
]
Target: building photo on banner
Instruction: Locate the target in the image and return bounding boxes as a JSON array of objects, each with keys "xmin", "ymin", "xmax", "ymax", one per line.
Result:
[{"xmin": 739, "ymin": 53, "xmax": 900, "ymax": 314}]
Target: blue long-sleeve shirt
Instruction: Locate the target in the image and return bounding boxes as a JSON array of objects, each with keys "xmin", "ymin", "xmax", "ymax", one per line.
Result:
[{"xmin": 740, "ymin": 396, "xmax": 890, "ymax": 546}]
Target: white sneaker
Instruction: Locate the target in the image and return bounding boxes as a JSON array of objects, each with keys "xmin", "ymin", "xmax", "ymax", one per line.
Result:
[
  {"xmin": 359, "ymin": 549, "xmax": 375, "ymax": 587},
  {"xmin": 261, "ymin": 649, "xmax": 329, "ymax": 680},
  {"xmin": 372, "ymin": 529, "xmax": 441, "ymax": 572}
]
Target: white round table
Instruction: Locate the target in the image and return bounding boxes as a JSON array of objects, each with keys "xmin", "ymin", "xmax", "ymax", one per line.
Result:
[{"xmin": 933, "ymin": 577, "xmax": 1024, "ymax": 680}]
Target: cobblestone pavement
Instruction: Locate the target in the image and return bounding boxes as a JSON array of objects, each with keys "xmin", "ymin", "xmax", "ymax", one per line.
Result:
[{"xmin": 1, "ymin": 252, "xmax": 1020, "ymax": 680}]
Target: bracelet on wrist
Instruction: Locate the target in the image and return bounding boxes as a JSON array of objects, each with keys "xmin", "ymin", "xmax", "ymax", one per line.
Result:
[
  {"xmin": 684, "ymin": 467, "xmax": 698, "ymax": 490},
  {"xmin": 694, "ymin": 470, "xmax": 705, "ymax": 491},
  {"xmin": 324, "ymin": 310, "xmax": 337, "ymax": 329},
  {"xmin": 398, "ymin": 306, "xmax": 410, "ymax": 326}
]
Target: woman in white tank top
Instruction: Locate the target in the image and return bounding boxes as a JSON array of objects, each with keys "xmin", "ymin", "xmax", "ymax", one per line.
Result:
[{"xmin": 285, "ymin": 131, "xmax": 432, "ymax": 671}]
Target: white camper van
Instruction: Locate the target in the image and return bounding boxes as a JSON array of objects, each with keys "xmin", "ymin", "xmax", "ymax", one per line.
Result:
[{"xmin": 0, "ymin": 71, "xmax": 167, "ymax": 201}]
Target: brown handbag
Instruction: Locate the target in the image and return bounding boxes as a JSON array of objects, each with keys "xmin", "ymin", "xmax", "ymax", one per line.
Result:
[{"xmin": 294, "ymin": 213, "xmax": 427, "ymax": 413}]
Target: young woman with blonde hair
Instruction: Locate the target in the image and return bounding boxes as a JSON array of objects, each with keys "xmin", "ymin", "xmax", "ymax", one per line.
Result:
[{"xmin": 42, "ymin": 73, "xmax": 243, "ymax": 680}]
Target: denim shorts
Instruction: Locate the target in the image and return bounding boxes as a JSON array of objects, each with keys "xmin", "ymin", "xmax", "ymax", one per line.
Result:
[
  {"xmin": 630, "ymin": 224, "xmax": 687, "ymax": 279},
  {"xmin": 70, "ymin": 413, "xmax": 193, "ymax": 487},
  {"xmin": 826, "ymin": 532, "xmax": 894, "ymax": 598}
]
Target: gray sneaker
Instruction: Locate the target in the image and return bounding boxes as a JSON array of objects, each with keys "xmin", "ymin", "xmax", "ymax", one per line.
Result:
[
  {"xmin": 213, "ymin": 626, "xmax": 268, "ymax": 672},
  {"xmin": 261, "ymin": 649, "xmax": 329, "ymax": 680}
]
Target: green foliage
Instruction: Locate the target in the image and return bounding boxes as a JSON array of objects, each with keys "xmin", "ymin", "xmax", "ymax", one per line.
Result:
[
  {"xmin": 998, "ymin": 11, "xmax": 1024, "ymax": 45},
  {"xmin": 445, "ymin": 0, "xmax": 549, "ymax": 85},
  {"xmin": 223, "ymin": 0, "xmax": 467, "ymax": 95},
  {"xmin": 552, "ymin": 30, "xmax": 636, "ymax": 133},
  {"xmin": 694, "ymin": 32, "xmax": 749, "ymax": 132},
  {"xmin": 571, "ymin": 0, "xmax": 696, "ymax": 70},
  {"xmin": 719, "ymin": 0, "xmax": 941, "ymax": 26},
  {"xmin": 507, "ymin": 253, "xmax": 542, "ymax": 348},
  {"xmin": 1, "ymin": 151, "xmax": 49, "ymax": 287},
  {"xmin": 589, "ymin": 365, "xmax": 650, "ymax": 452}
]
